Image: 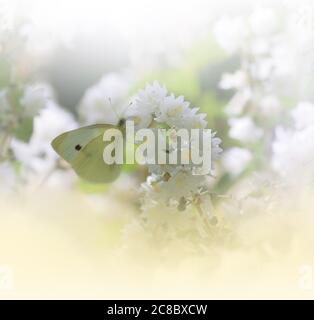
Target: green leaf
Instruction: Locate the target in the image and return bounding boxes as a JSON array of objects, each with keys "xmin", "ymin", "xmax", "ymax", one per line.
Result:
[{"xmin": 14, "ymin": 117, "xmax": 34, "ymax": 142}]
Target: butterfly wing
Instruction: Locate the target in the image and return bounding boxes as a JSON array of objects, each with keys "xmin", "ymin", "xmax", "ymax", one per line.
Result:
[{"xmin": 51, "ymin": 124, "xmax": 122, "ymax": 183}]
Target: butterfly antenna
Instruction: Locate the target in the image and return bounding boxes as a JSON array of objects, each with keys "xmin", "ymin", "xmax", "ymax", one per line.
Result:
[
  {"xmin": 120, "ymin": 100, "xmax": 134, "ymax": 119},
  {"xmin": 108, "ymin": 96, "xmax": 134, "ymax": 122},
  {"xmin": 107, "ymin": 97, "xmax": 120, "ymax": 121}
]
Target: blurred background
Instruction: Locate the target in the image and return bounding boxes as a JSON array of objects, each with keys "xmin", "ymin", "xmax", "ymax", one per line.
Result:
[{"xmin": 1, "ymin": 0, "xmax": 314, "ymax": 299}]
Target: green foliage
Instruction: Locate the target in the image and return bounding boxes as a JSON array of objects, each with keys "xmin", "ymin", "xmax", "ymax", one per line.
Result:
[
  {"xmin": 13, "ymin": 117, "xmax": 34, "ymax": 142},
  {"xmin": 0, "ymin": 57, "xmax": 11, "ymax": 88}
]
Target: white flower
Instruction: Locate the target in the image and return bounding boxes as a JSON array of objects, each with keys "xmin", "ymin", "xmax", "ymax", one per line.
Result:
[
  {"xmin": 272, "ymin": 125, "xmax": 314, "ymax": 186},
  {"xmin": 135, "ymin": 81, "xmax": 167, "ymax": 114},
  {"xmin": 20, "ymin": 82, "xmax": 54, "ymax": 117},
  {"xmin": 213, "ymin": 16, "xmax": 248, "ymax": 53},
  {"xmin": 219, "ymin": 70, "xmax": 248, "ymax": 90},
  {"xmin": 79, "ymin": 73, "xmax": 131, "ymax": 125},
  {"xmin": 174, "ymin": 107, "xmax": 207, "ymax": 130},
  {"xmin": 222, "ymin": 147, "xmax": 252, "ymax": 177},
  {"xmin": 142, "ymin": 171, "xmax": 208, "ymax": 204},
  {"xmin": 250, "ymin": 38, "xmax": 270, "ymax": 55},
  {"xmin": 228, "ymin": 117, "xmax": 263, "ymax": 143},
  {"xmin": 11, "ymin": 101, "xmax": 77, "ymax": 184},
  {"xmin": 31, "ymin": 101, "xmax": 77, "ymax": 147},
  {"xmin": 270, "ymin": 41, "xmax": 295, "ymax": 77},
  {"xmin": 250, "ymin": 58, "xmax": 274, "ymax": 80},
  {"xmin": 259, "ymin": 95, "xmax": 281, "ymax": 116},
  {"xmin": 249, "ymin": 7, "xmax": 277, "ymax": 36},
  {"xmin": 124, "ymin": 81, "xmax": 167, "ymax": 129},
  {"xmin": 155, "ymin": 94, "xmax": 207, "ymax": 129},
  {"xmin": 178, "ymin": 107, "xmax": 208, "ymax": 129},
  {"xmin": 160, "ymin": 171, "xmax": 208, "ymax": 201},
  {"xmin": 125, "ymin": 82, "xmax": 167, "ymax": 129},
  {"xmin": 225, "ymin": 89, "xmax": 252, "ymax": 116},
  {"xmin": 289, "ymin": 5, "xmax": 314, "ymax": 49},
  {"xmin": 291, "ymin": 102, "xmax": 314, "ymax": 130},
  {"xmin": 123, "ymin": 81, "xmax": 167, "ymax": 129},
  {"xmin": 155, "ymin": 94, "xmax": 189, "ymax": 125}
]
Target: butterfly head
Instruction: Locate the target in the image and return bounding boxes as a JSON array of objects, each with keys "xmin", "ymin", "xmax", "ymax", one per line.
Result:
[{"xmin": 118, "ymin": 118, "xmax": 126, "ymax": 127}]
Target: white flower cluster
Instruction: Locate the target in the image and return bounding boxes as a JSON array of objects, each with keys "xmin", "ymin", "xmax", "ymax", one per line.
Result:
[
  {"xmin": 214, "ymin": 7, "xmax": 293, "ymax": 178},
  {"xmin": 222, "ymin": 147, "xmax": 252, "ymax": 178},
  {"xmin": 131, "ymin": 82, "xmax": 211, "ymax": 131},
  {"xmin": 127, "ymin": 82, "xmax": 223, "ymax": 210},
  {"xmin": 20, "ymin": 83, "xmax": 54, "ymax": 118},
  {"xmin": 11, "ymin": 101, "xmax": 77, "ymax": 188},
  {"xmin": 272, "ymin": 102, "xmax": 314, "ymax": 187},
  {"xmin": 215, "ymin": 8, "xmax": 286, "ymax": 142},
  {"xmin": 0, "ymin": 83, "xmax": 52, "ymax": 129},
  {"xmin": 214, "ymin": 7, "xmax": 278, "ymax": 54},
  {"xmin": 228, "ymin": 117, "xmax": 263, "ymax": 144}
]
